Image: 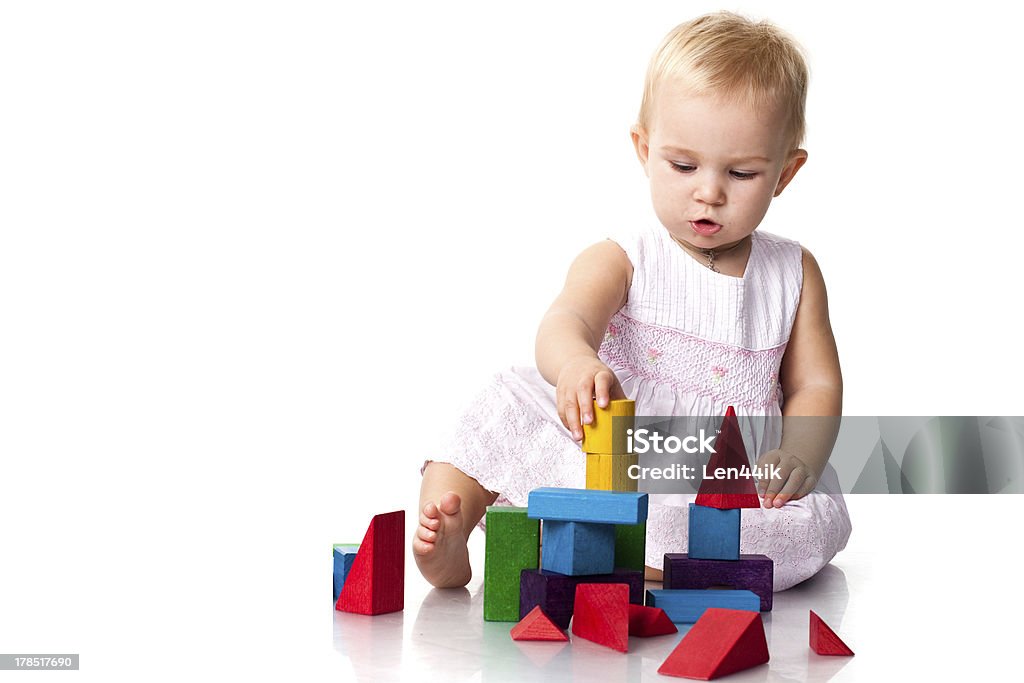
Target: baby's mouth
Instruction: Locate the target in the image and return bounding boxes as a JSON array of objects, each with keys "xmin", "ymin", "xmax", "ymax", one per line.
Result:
[{"xmin": 689, "ymin": 219, "xmax": 722, "ymax": 236}]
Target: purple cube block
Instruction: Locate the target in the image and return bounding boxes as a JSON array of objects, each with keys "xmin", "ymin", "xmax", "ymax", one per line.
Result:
[
  {"xmin": 662, "ymin": 553, "xmax": 774, "ymax": 611},
  {"xmin": 519, "ymin": 567, "xmax": 644, "ymax": 630}
]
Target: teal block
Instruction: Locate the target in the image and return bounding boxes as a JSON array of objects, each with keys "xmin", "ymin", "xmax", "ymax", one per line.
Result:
[
  {"xmin": 688, "ymin": 503, "xmax": 740, "ymax": 560},
  {"xmin": 645, "ymin": 589, "xmax": 760, "ymax": 623},
  {"xmin": 527, "ymin": 487, "xmax": 648, "ymax": 525},
  {"xmin": 333, "ymin": 544, "xmax": 360, "ymax": 603},
  {"xmin": 542, "ymin": 520, "xmax": 615, "ymax": 575}
]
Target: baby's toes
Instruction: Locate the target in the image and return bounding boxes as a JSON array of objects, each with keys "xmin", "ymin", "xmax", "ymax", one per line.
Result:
[
  {"xmin": 420, "ymin": 510, "xmax": 441, "ymax": 531},
  {"xmin": 417, "ymin": 523, "xmax": 438, "ymax": 543},
  {"xmin": 422, "ymin": 501, "xmax": 440, "ymax": 519},
  {"xmin": 412, "ymin": 537, "xmax": 434, "ymax": 555}
]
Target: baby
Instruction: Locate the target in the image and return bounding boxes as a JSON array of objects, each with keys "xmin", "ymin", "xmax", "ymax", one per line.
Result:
[{"xmin": 414, "ymin": 11, "xmax": 851, "ymax": 590}]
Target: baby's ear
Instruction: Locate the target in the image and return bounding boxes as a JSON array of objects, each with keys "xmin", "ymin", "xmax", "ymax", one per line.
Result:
[
  {"xmin": 774, "ymin": 149, "xmax": 808, "ymax": 197},
  {"xmin": 630, "ymin": 125, "xmax": 651, "ymax": 176}
]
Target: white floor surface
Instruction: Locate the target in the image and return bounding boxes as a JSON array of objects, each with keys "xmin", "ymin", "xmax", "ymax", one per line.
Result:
[{"xmin": 333, "ymin": 496, "xmax": 1023, "ymax": 682}]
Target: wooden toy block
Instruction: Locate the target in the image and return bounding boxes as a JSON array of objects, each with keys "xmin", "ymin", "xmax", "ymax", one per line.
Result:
[
  {"xmin": 519, "ymin": 568, "xmax": 644, "ymax": 630},
  {"xmin": 645, "ymin": 589, "xmax": 760, "ymax": 624},
  {"xmin": 335, "ymin": 510, "xmax": 404, "ymax": 615},
  {"xmin": 541, "ymin": 520, "xmax": 615, "ymax": 576},
  {"xmin": 332, "ymin": 544, "xmax": 359, "ymax": 603},
  {"xmin": 687, "ymin": 504, "xmax": 740, "ymax": 560},
  {"xmin": 657, "ymin": 607, "xmax": 769, "ymax": 679},
  {"xmin": 571, "ymin": 583, "xmax": 630, "ymax": 652},
  {"xmin": 663, "ymin": 553, "xmax": 774, "ymax": 611},
  {"xmin": 582, "ymin": 398, "xmax": 635, "ymax": 454},
  {"xmin": 585, "ymin": 453, "xmax": 639, "ymax": 492},
  {"xmin": 510, "ymin": 606, "xmax": 568, "ymax": 642},
  {"xmin": 614, "ymin": 522, "xmax": 646, "ymax": 573},
  {"xmin": 694, "ymin": 406, "xmax": 761, "ymax": 509},
  {"xmin": 628, "ymin": 604, "xmax": 678, "ymax": 637},
  {"xmin": 810, "ymin": 610, "xmax": 855, "ymax": 656},
  {"xmin": 527, "ymin": 487, "xmax": 648, "ymax": 525},
  {"xmin": 484, "ymin": 506, "xmax": 539, "ymax": 621}
]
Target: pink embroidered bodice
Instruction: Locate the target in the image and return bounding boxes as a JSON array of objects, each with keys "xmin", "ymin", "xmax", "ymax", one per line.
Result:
[
  {"xmin": 434, "ymin": 224, "xmax": 850, "ymax": 586},
  {"xmin": 598, "ymin": 225, "xmax": 803, "ymax": 458}
]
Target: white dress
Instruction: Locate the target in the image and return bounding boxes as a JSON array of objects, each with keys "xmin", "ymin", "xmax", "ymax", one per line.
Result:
[{"xmin": 428, "ymin": 225, "xmax": 852, "ymax": 590}]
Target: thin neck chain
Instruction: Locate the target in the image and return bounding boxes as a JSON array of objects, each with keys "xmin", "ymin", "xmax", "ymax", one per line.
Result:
[{"xmin": 673, "ymin": 235, "xmax": 750, "ymax": 273}]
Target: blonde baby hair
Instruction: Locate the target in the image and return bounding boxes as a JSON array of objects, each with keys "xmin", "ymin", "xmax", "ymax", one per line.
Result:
[{"xmin": 636, "ymin": 11, "xmax": 809, "ymax": 150}]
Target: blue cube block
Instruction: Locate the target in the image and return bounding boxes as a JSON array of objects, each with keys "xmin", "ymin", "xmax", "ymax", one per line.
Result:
[
  {"xmin": 333, "ymin": 544, "xmax": 360, "ymax": 602},
  {"xmin": 541, "ymin": 520, "xmax": 616, "ymax": 576},
  {"xmin": 645, "ymin": 588, "xmax": 760, "ymax": 623},
  {"xmin": 688, "ymin": 503, "xmax": 740, "ymax": 560},
  {"xmin": 527, "ymin": 488, "xmax": 648, "ymax": 525}
]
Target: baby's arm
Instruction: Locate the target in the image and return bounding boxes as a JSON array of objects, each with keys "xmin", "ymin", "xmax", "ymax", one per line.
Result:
[
  {"xmin": 757, "ymin": 247, "xmax": 843, "ymax": 507},
  {"xmin": 535, "ymin": 241, "xmax": 633, "ymax": 442}
]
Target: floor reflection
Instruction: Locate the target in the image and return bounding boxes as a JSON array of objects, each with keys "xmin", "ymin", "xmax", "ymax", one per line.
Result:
[{"xmin": 332, "ymin": 559, "xmax": 856, "ymax": 682}]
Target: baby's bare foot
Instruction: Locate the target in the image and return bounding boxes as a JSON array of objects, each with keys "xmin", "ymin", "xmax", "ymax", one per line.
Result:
[{"xmin": 412, "ymin": 492, "xmax": 472, "ymax": 588}]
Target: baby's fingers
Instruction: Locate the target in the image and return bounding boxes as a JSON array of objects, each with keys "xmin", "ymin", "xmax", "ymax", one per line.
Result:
[
  {"xmin": 576, "ymin": 380, "xmax": 596, "ymax": 430},
  {"xmin": 593, "ymin": 370, "xmax": 625, "ymax": 409},
  {"xmin": 755, "ymin": 451, "xmax": 783, "ymax": 498},
  {"xmin": 770, "ymin": 468, "xmax": 810, "ymax": 508},
  {"xmin": 761, "ymin": 461, "xmax": 792, "ymax": 508},
  {"xmin": 596, "ymin": 371, "xmax": 628, "ymax": 409},
  {"xmin": 562, "ymin": 393, "xmax": 584, "ymax": 442}
]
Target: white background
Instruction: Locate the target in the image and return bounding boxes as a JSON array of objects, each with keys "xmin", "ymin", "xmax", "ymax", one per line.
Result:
[{"xmin": 1, "ymin": 1, "xmax": 1021, "ymax": 680}]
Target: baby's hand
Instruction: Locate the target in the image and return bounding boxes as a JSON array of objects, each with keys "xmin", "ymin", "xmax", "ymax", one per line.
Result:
[
  {"xmin": 755, "ymin": 449, "xmax": 818, "ymax": 508},
  {"xmin": 555, "ymin": 356, "xmax": 626, "ymax": 442}
]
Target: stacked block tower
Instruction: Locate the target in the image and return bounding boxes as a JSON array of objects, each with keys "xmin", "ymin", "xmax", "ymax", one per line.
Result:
[
  {"xmin": 583, "ymin": 399, "xmax": 645, "ymax": 573},
  {"xmin": 652, "ymin": 406, "xmax": 774, "ymax": 618},
  {"xmin": 483, "ymin": 399, "xmax": 648, "ymax": 631}
]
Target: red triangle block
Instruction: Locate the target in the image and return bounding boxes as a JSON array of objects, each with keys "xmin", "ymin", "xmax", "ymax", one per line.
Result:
[
  {"xmin": 571, "ymin": 583, "xmax": 629, "ymax": 652},
  {"xmin": 335, "ymin": 510, "xmax": 404, "ymax": 615},
  {"xmin": 511, "ymin": 606, "xmax": 568, "ymax": 641},
  {"xmin": 628, "ymin": 604, "xmax": 677, "ymax": 637},
  {"xmin": 810, "ymin": 610, "xmax": 854, "ymax": 656},
  {"xmin": 658, "ymin": 607, "xmax": 769, "ymax": 679},
  {"xmin": 695, "ymin": 406, "xmax": 761, "ymax": 509}
]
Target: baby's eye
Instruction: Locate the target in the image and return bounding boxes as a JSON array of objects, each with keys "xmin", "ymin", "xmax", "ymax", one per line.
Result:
[
  {"xmin": 670, "ymin": 162, "xmax": 695, "ymax": 173},
  {"xmin": 730, "ymin": 170, "xmax": 757, "ymax": 180}
]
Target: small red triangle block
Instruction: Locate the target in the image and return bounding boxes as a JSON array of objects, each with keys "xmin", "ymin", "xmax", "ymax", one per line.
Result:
[
  {"xmin": 628, "ymin": 604, "xmax": 677, "ymax": 637},
  {"xmin": 335, "ymin": 510, "xmax": 404, "ymax": 616},
  {"xmin": 571, "ymin": 583, "xmax": 629, "ymax": 652},
  {"xmin": 658, "ymin": 607, "xmax": 769, "ymax": 679},
  {"xmin": 810, "ymin": 610, "xmax": 854, "ymax": 656},
  {"xmin": 511, "ymin": 606, "xmax": 568, "ymax": 641},
  {"xmin": 695, "ymin": 407, "xmax": 761, "ymax": 509}
]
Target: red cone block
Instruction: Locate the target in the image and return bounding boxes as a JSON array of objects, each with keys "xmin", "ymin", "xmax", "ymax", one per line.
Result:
[
  {"xmin": 810, "ymin": 610, "xmax": 855, "ymax": 656},
  {"xmin": 335, "ymin": 510, "xmax": 404, "ymax": 615},
  {"xmin": 628, "ymin": 603, "xmax": 677, "ymax": 637},
  {"xmin": 511, "ymin": 606, "xmax": 568, "ymax": 641},
  {"xmin": 658, "ymin": 607, "xmax": 769, "ymax": 679},
  {"xmin": 695, "ymin": 406, "xmax": 761, "ymax": 509},
  {"xmin": 571, "ymin": 583, "xmax": 629, "ymax": 652}
]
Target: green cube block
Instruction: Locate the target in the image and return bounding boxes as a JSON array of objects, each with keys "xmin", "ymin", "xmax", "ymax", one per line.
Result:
[
  {"xmin": 484, "ymin": 506, "xmax": 539, "ymax": 621},
  {"xmin": 614, "ymin": 522, "xmax": 646, "ymax": 573}
]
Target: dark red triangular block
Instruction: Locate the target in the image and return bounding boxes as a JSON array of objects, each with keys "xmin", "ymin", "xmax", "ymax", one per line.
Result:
[
  {"xmin": 695, "ymin": 406, "xmax": 761, "ymax": 509},
  {"xmin": 335, "ymin": 510, "xmax": 404, "ymax": 615},
  {"xmin": 571, "ymin": 583, "xmax": 629, "ymax": 652},
  {"xmin": 810, "ymin": 610, "xmax": 854, "ymax": 656},
  {"xmin": 628, "ymin": 603, "xmax": 677, "ymax": 637},
  {"xmin": 658, "ymin": 607, "xmax": 769, "ymax": 679},
  {"xmin": 511, "ymin": 606, "xmax": 568, "ymax": 641}
]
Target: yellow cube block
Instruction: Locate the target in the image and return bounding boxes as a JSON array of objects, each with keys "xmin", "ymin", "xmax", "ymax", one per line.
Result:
[
  {"xmin": 585, "ymin": 452, "xmax": 639, "ymax": 492},
  {"xmin": 582, "ymin": 398, "xmax": 635, "ymax": 455}
]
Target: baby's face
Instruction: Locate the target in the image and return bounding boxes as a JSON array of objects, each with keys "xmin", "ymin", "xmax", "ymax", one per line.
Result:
[{"xmin": 633, "ymin": 81, "xmax": 806, "ymax": 250}]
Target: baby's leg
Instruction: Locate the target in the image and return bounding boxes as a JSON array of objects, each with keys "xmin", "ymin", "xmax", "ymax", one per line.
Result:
[{"xmin": 414, "ymin": 462, "xmax": 498, "ymax": 588}]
